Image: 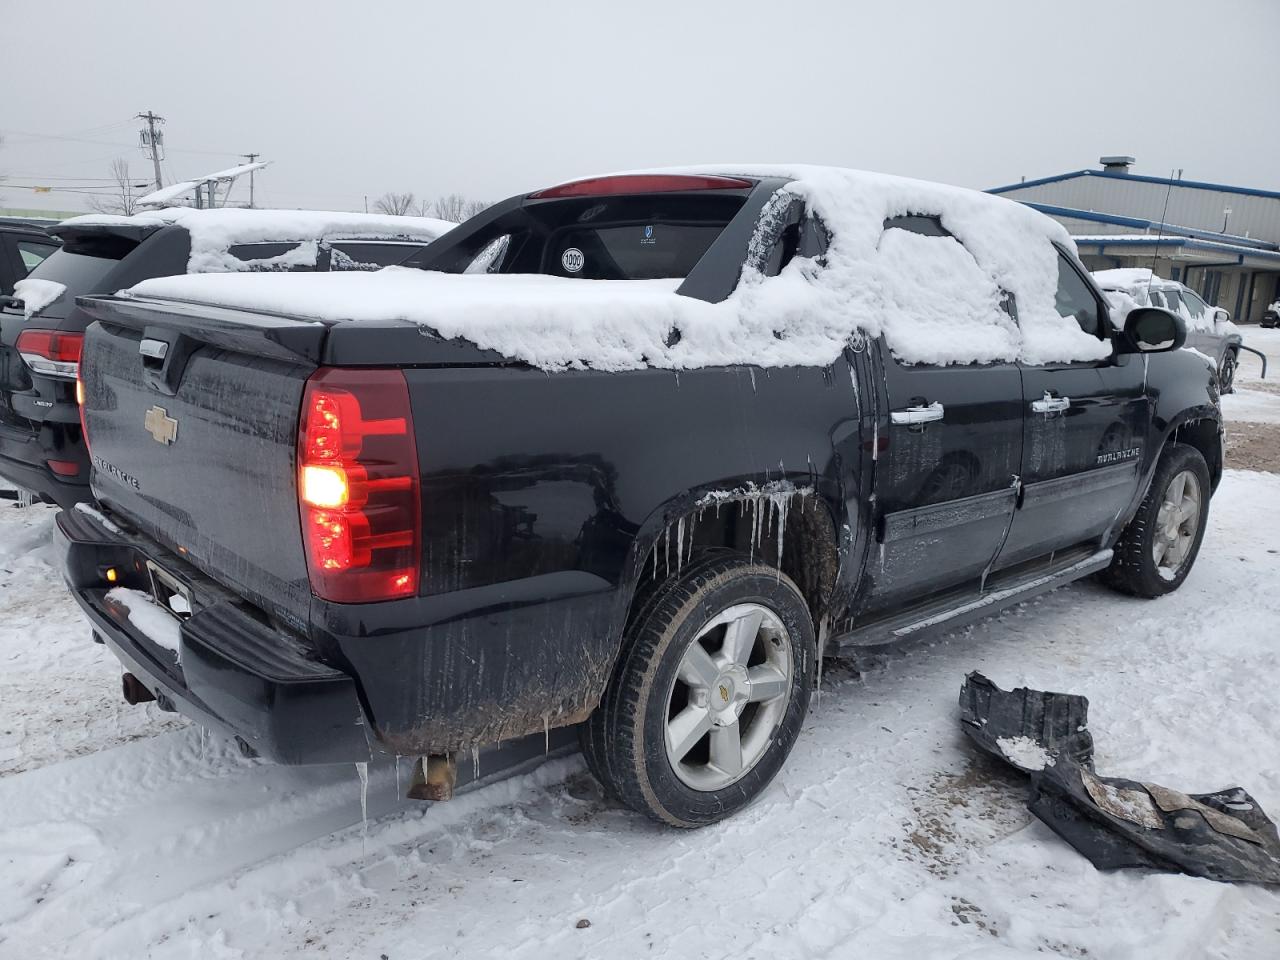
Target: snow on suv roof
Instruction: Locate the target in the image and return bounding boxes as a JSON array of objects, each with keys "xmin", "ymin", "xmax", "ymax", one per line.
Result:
[
  {"xmin": 1091, "ymin": 267, "xmax": 1180, "ymax": 293},
  {"xmin": 128, "ymin": 166, "xmax": 1110, "ymax": 371},
  {"xmin": 56, "ymin": 208, "xmax": 454, "ymax": 273}
]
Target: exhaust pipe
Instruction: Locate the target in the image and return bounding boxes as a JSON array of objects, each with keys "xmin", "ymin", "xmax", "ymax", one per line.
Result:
[{"xmin": 121, "ymin": 672, "xmax": 157, "ymax": 705}]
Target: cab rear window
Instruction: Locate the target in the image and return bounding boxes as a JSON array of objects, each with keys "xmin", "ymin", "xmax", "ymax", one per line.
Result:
[{"xmin": 441, "ymin": 194, "xmax": 746, "ymax": 281}]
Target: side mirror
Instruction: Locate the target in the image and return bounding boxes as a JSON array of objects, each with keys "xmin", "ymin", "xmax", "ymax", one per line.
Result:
[
  {"xmin": 1213, "ymin": 307, "xmax": 1231, "ymax": 325},
  {"xmin": 1120, "ymin": 307, "xmax": 1186, "ymax": 354}
]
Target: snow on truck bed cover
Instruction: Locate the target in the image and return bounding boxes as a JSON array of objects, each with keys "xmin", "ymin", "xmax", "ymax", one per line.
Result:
[{"xmin": 126, "ymin": 166, "xmax": 1111, "ymax": 371}]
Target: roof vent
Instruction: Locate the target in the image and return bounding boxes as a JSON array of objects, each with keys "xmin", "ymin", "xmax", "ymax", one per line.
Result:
[{"xmin": 1100, "ymin": 155, "xmax": 1135, "ymax": 173}]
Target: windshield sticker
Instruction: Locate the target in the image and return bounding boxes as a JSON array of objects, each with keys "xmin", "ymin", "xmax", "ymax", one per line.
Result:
[
  {"xmin": 561, "ymin": 248, "xmax": 585, "ymax": 273},
  {"xmin": 641, "ymin": 225, "xmax": 656, "ymax": 246}
]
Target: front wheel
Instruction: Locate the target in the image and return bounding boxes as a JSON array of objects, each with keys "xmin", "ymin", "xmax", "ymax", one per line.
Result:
[
  {"xmin": 1099, "ymin": 443, "xmax": 1211, "ymax": 598},
  {"xmin": 581, "ymin": 553, "xmax": 815, "ymax": 827}
]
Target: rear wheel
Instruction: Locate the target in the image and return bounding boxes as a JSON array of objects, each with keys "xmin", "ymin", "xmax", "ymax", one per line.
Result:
[
  {"xmin": 581, "ymin": 553, "xmax": 815, "ymax": 827},
  {"xmin": 1219, "ymin": 350, "xmax": 1238, "ymax": 394},
  {"xmin": 1100, "ymin": 443, "xmax": 1210, "ymax": 598}
]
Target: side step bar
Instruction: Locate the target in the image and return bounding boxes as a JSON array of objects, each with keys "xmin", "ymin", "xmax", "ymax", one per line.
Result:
[{"xmin": 832, "ymin": 548, "xmax": 1113, "ymax": 653}]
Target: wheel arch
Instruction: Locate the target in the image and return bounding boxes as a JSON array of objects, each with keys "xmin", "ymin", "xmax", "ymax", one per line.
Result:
[
  {"xmin": 1169, "ymin": 413, "xmax": 1224, "ymax": 493},
  {"xmin": 609, "ymin": 478, "xmax": 844, "ymax": 666}
]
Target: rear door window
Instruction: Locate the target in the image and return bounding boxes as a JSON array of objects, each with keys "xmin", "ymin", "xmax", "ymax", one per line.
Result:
[
  {"xmin": 1181, "ymin": 287, "xmax": 1208, "ymax": 318},
  {"xmin": 329, "ymin": 242, "xmax": 430, "ymax": 270},
  {"xmin": 877, "ymin": 214, "xmax": 1018, "ymax": 364},
  {"xmin": 226, "ymin": 242, "xmax": 319, "ymax": 271}
]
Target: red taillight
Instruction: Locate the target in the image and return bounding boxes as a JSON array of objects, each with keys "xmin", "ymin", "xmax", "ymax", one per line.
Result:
[
  {"xmin": 528, "ymin": 174, "xmax": 754, "ymax": 200},
  {"xmin": 16, "ymin": 329, "xmax": 83, "ymax": 379},
  {"xmin": 47, "ymin": 459, "xmax": 80, "ymax": 477},
  {"xmin": 297, "ymin": 368, "xmax": 420, "ymax": 603}
]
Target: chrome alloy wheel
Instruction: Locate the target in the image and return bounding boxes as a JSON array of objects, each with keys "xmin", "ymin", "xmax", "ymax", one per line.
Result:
[
  {"xmin": 1153, "ymin": 469, "xmax": 1202, "ymax": 580},
  {"xmin": 664, "ymin": 603, "xmax": 793, "ymax": 791}
]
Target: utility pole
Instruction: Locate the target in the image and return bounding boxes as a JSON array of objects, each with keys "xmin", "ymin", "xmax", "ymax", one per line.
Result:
[
  {"xmin": 136, "ymin": 111, "xmax": 165, "ymax": 192},
  {"xmin": 240, "ymin": 152, "xmax": 260, "ymax": 208}
]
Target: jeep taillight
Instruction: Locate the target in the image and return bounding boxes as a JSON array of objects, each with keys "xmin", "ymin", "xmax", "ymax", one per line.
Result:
[
  {"xmin": 16, "ymin": 329, "xmax": 83, "ymax": 379},
  {"xmin": 76, "ymin": 373, "xmax": 90, "ymax": 451},
  {"xmin": 297, "ymin": 368, "xmax": 420, "ymax": 603}
]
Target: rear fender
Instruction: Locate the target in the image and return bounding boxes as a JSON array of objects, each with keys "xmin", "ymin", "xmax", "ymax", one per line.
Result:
[{"xmin": 609, "ymin": 474, "xmax": 844, "ymax": 650}]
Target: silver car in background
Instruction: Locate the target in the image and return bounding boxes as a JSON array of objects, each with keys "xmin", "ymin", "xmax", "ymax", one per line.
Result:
[{"xmin": 1094, "ymin": 268, "xmax": 1244, "ymax": 392}]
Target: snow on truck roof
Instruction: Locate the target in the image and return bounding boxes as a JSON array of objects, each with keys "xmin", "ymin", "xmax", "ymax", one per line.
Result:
[{"xmin": 127, "ymin": 166, "xmax": 1110, "ymax": 371}]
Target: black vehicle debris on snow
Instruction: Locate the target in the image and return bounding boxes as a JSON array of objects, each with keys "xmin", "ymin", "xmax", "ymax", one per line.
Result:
[
  {"xmin": 960, "ymin": 673, "xmax": 1280, "ymax": 886},
  {"xmin": 58, "ymin": 167, "xmax": 1225, "ymax": 827}
]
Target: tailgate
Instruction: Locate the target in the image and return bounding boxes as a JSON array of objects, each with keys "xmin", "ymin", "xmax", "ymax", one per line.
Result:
[{"xmin": 79, "ymin": 295, "xmax": 327, "ymax": 630}]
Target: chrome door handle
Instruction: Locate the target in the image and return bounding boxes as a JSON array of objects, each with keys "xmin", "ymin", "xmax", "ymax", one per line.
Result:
[
  {"xmin": 1030, "ymin": 392, "xmax": 1070, "ymax": 413},
  {"xmin": 890, "ymin": 401, "xmax": 944, "ymax": 425}
]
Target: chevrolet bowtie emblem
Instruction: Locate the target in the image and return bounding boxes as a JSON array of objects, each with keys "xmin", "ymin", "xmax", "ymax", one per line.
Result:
[{"xmin": 144, "ymin": 405, "xmax": 178, "ymax": 445}]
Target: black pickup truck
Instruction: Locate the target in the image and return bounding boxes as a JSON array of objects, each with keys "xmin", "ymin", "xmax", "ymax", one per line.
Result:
[{"xmin": 59, "ymin": 169, "xmax": 1222, "ymax": 827}]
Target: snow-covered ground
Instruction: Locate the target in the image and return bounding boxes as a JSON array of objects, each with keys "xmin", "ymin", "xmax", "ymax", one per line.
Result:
[
  {"xmin": 0, "ymin": 507, "xmax": 185, "ymax": 777},
  {"xmin": 2, "ymin": 362, "xmax": 1279, "ymax": 958}
]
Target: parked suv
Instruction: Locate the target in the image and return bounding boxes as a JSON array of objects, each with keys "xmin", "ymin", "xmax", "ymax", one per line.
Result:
[
  {"xmin": 61, "ymin": 168, "xmax": 1221, "ymax": 827},
  {"xmin": 0, "ymin": 217, "xmax": 60, "ymax": 296},
  {"xmin": 1093, "ymin": 268, "xmax": 1244, "ymax": 391},
  {"xmin": 0, "ymin": 208, "xmax": 453, "ymax": 506}
]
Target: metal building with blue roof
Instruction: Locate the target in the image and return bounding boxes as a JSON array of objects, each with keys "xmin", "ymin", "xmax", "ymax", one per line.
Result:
[{"xmin": 989, "ymin": 157, "xmax": 1280, "ymax": 323}]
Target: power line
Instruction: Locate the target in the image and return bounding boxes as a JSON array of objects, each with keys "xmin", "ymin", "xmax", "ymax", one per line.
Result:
[
  {"xmin": 6, "ymin": 182, "xmax": 151, "ymax": 190},
  {"xmin": 0, "ymin": 119, "xmax": 134, "ymax": 145},
  {"xmin": 0, "ymin": 126, "xmax": 238, "ymax": 158},
  {"xmin": 3, "ymin": 173, "xmax": 147, "ymax": 182},
  {"xmin": 7, "ymin": 186, "xmax": 146, "ymax": 197}
]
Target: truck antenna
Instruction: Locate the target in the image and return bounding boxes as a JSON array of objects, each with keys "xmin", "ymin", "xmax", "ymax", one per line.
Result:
[{"xmin": 1146, "ymin": 169, "xmax": 1176, "ymax": 301}]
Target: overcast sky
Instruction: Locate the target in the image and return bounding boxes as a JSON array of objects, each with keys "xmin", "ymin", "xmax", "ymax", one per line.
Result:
[{"xmin": 4, "ymin": 0, "xmax": 1278, "ymax": 215}]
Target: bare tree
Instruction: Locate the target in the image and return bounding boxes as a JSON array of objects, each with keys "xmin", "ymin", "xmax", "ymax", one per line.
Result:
[
  {"xmin": 429, "ymin": 193, "xmax": 469, "ymax": 223},
  {"xmin": 88, "ymin": 158, "xmax": 140, "ymax": 216},
  {"xmin": 383, "ymin": 191, "xmax": 489, "ymax": 222},
  {"xmin": 373, "ymin": 191, "xmax": 417, "ymax": 216}
]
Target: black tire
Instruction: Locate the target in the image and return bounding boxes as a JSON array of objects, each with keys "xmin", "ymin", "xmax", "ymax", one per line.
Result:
[
  {"xmin": 1099, "ymin": 443, "xmax": 1211, "ymax": 598},
  {"xmin": 1219, "ymin": 350, "xmax": 1237, "ymax": 394},
  {"xmin": 580, "ymin": 552, "xmax": 815, "ymax": 827}
]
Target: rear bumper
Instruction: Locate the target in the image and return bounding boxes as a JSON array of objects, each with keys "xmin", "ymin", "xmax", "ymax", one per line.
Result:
[
  {"xmin": 0, "ymin": 420, "xmax": 90, "ymax": 507},
  {"xmin": 56, "ymin": 505, "xmax": 371, "ymax": 764}
]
